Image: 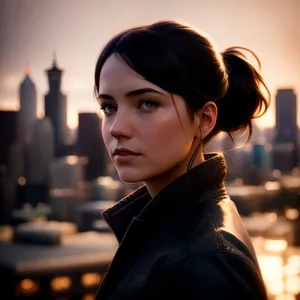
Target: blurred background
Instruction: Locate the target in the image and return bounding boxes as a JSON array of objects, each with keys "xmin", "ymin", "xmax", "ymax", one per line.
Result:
[{"xmin": 0, "ymin": 0, "xmax": 300, "ymax": 299}]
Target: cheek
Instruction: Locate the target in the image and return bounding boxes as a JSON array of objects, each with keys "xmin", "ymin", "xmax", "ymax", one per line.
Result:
[
  {"xmin": 163, "ymin": 114, "xmax": 195, "ymax": 141},
  {"xmin": 101, "ymin": 122, "xmax": 111, "ymax": 150},
  {"xmin": 147, "ymin": 119, "xmax": 190, "ymax": 151}
]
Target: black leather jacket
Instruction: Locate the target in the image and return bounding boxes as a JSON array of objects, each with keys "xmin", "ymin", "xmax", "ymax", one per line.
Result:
[{"xmin": 96, "ymin": 153, "xmax": 268, "ymax": 300}]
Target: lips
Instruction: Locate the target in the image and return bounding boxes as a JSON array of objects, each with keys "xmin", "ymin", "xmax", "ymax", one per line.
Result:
[{"xmin": 112, "ymin": 148, "xmax": 140, "ymax": 156}]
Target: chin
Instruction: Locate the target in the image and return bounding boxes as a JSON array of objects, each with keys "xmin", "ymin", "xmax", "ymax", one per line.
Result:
[{"xmin": 117, "ymin": 170, "xmax": 147, "ymax": 184}]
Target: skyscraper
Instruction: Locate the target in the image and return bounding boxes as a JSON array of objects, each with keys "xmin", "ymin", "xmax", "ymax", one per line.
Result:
[
  {"xmin": 0, "ymin": 111, "xmax": 23, "ymax": 218},
  {"xmin": 19, "ymin": 65, "xmax": 37, "ymax": 143},
  {"xmin": 0, "ymin": 111, "xmax": 19, "ymax": 166},
  {"xmin": 49, "ymin": 156, "xmax": 88, "ymax": 221},
  {"xmin": 24, "ymin": 117, "xmax": 55, "ymax": 205},
  {"xmin": 27, "ymin": 117, "xmax": 54, "ymax": 184},
  {"xmin": 77, "ymin": 113, "xmax": 108, "ymax": 180},
  {"xmin": 275, "ymin": 89, "xmax": 297, "ymax": 144},
  {"xmin": 44, "ymin": 56, "xmax": 68, "ymax": 157},
  {"xmin": 273, "ymin": 89, "xmax": 298, "ymax": 171}
]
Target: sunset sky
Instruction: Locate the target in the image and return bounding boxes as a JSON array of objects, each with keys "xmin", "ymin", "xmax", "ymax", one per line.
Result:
[{"xmin": 0, "ymin": 0, "xmax": 299, "ymax": 128}]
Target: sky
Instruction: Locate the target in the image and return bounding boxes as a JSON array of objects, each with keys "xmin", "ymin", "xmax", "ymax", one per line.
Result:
[{"xmin": 0, "ymin": 0, "xmax": 299, "ymax": 128}]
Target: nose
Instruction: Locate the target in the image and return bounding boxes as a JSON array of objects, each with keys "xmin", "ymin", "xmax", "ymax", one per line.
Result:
[{"xmin": 109, "ymin": 109, "xmax": 132, "ymax": 139}]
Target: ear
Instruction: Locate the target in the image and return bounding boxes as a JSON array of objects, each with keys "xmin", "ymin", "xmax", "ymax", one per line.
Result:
[{"xmin": 194, "ymin": 101, "xmax": 217, "ymax": 139}]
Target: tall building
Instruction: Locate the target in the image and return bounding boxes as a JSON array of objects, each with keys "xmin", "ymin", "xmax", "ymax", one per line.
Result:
[
  {"xmin": 77, "ymin": 113, "xmax": 108, "ymax": 180},
  {"xmin": 0, "ymin": 111, "xmax": 23, "ymax": 218},
  {"xmin": 27, "ymin": 117, "xmax": 54, "ymax": 185},
  {"xmin": 44, "ymin": 56, "xmax": 68, "ymax": 157},
  {"xmin": 275, "ymin": 89, "xmax": 297, "ymax": 143},
  {"xmin": 19, "ymin": 65, "xmax": 37, "ymax": 143},
  {"xmin": 252, "ymin": 141, "xmax": 271, "ymax": 174},
  {"xmin": 273, "ymin": 89, "xmax": 298, "ymax": 171},
  {"xmin": 50, "ymin": 156, "xmax": 84, "ymax": 189},
  {"xmin": 49, "ymin": 156, "xmax": 88, "ymax": 221},
  {"xmin": 0, "ymin": 166, "xmax": 6, "ymax": 223},
  {"xmin": 246, "ymin": 140, "xmax": 272, "ymax": 184},
  {"xmin": 0, "ymin": 111, "xmax": 18, "ymax": 166},
  {"xmin": 17, "ymin": 117, "xmax": 54, "ymax": 207}
]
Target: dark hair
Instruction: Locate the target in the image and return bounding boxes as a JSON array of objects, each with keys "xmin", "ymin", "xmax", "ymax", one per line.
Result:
[{"xmin": 94, "ymin": 20, "xmax": 270, "ymax": 146}]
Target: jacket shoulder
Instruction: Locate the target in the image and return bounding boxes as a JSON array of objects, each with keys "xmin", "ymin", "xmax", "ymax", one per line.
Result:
[
  {"xmin": 166, "ymin": 251, "xmax": 267, "ymax": 300},
  {"xmin": 182, "ymin": 194, "xmax": 259, "ymax": 265}
]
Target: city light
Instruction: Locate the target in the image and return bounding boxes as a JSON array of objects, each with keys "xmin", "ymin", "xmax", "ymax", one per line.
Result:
[
  {"xmin": 287, "ymin": 256, "xmax": 300, "ymax": 271},
  {"xmin": 265, "ymin": 181, "xmax": 280, "ymax": 191},
  {"xmin": 81, "ymin": 273, "xmax": 102, "ymax": 287},
  {"xmin": 51, "ymin": 276, "xmax": 72, "ymax": 292},
  {"xmin": 264, "ymin": 239, "xmax": 288, "ymax": 253},
  {"xmin": 273, "ymin": 170, "xmax": 282, "ymax": 179},
  {"xmin": 285, "ymin": 208, "xmax": 299, "ymax": 220},
  {"xmin": 66, "ymin": 155, "xmax": 79, "ymax": 165},
  {"xmin": 275, "ymin": 295, "xmax": 295, "ymax": 300},
  {"xmin": 82, "ymin": 294, "xmax": 96, "ymax": 300},
  {"xmin": 255, "ymin": 238, "xmax": 300, "ymax": 298},
  {"xmin": 286, "ymin": 276, "xmax": 300, "ymax": 295},
  {"xmin": 18, "ymin": 176, "xmax": 26, "ymax": 186},
  {"xmin": 17, "ymin": 279, "xmax": 39, "ymax": 296},
  {"xmin": 267, "ymin": 212, "xmax": 278, "ymax": 222}
]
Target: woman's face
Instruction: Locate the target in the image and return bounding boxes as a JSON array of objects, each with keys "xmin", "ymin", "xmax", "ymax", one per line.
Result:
[{"xmin": 98, "ymin": 54, "xmax": 201, "ymax": 193}]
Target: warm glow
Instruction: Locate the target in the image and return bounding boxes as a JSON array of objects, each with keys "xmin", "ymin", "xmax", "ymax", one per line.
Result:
[
  {"xmin": 81, "ymin": 273, "xmax": 102, "ymax": 287},
  {"xmin": 275, "ymin": 295, "xmax": 296, "ymax": 300},
  {"xmin": 18, "ymin": 177, "xmax": 26, "ymax": 186},
  {"xmin": 82, "ymin": 294, "xmax": 96, "ymax": 300},
  {"xmin": 255, "ymin": 242, "xmax": 300, "ymax": 298},
  {"xmin": 267, "ymin": 212, "xmax": 278, "ymax": 222},
  {"xmin": 287, "ymin": 256, "xmax": 300, "ymax": 271},
  {"xmin": 285, "ymin": 208, "xmax": 299, "ymax": 220},
  {"xmin": 50, "ymin": 188, "xmax": 77, "ymax": 197},
  {"xmin": 254, "ymin": 107, "xmax": 274, "ymax": 128},
  {"xmin": 258, "ymin": 255, "xmax": 284, "ymax": 283},
  {"xmin": 268, "ymin": 280, "xmax": 285, "ymax": 296},
  {"xmin": 66, "ymin": 155, "xmax": 78, "ymax": 165},
  {"xmin": 25, "ymin": 64, "xmax": 31, "ymax": 75},
  {"xmin": 286, "ymin": 277, "xmax": 300, "ymax": 295},
  {"xmin": 285, "ymin": 264, "xmax": 300, "ymax": 277},
  {"xmin": 0, "ymin": 103, "xmax": 18, "ymax": 111},
  {"xmin": 67, "ymin": 105, "xmax": 78, "ymax": 129},
  {"xmin": 51, "ymin": 276, "xmax": 71, "ymax": 291},
  {"xmin": 18, "ymin": 279, "xmax": 39, "ymax": 295},
  {"xmin": 273, "ymin": 170, "xmax": 282, "ymax": 179},
  {"xmin": 265, "ymin": 181, "xmax": 280, "ymax": 191},
  {"xmin": 264, "ymin": 239, "xmax": 288, "ymax": 253}
]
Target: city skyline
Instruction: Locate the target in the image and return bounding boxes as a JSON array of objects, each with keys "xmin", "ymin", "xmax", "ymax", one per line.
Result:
[{"xmin": 0, "ymin": 0, "xmax": 299, "ymax": 128}]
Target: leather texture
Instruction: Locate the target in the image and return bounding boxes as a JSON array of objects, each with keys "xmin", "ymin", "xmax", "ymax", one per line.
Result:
[{"xmin": 95, "ymin": 153, "xmax": 267, "ymax": 300}]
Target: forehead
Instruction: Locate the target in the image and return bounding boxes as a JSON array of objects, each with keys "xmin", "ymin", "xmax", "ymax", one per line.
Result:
[{"xmin": 99, "ymin": 54, "xmax": 166, "ymax": 94}]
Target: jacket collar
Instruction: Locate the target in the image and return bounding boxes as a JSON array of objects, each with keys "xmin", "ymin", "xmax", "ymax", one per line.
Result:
[{"xmin": 102, "ymin": 152, "xmax": 227, "ymax": 243}]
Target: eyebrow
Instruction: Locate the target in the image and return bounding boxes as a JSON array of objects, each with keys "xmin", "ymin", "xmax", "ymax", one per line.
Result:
[{"xmin": 97, "ymin": 88, "xmax": 166, "ymax": 100}]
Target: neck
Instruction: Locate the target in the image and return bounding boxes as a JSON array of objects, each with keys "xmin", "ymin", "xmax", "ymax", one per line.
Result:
[{"xmin": 145, "ymin": 152, "xmax": 205, "ymax": 197}]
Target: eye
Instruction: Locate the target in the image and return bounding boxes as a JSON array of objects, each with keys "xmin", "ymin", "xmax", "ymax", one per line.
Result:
[
  {"xmin": 138, "ymin": 100, "xmax": 159, "ymax": 111},
  {"xmin": 100, "ymin": 103, "xmax": 116, "ymax": 115}
]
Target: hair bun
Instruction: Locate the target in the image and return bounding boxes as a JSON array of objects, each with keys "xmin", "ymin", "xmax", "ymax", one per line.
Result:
[{"xmin": 214, "ymin": 47, "xmax": 270, "ymax": 141}]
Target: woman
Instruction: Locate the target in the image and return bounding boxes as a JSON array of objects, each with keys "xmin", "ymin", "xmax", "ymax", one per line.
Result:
[{"xmin": 94, "ymin": 20, "xmax": 269, "ymax": 300}]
